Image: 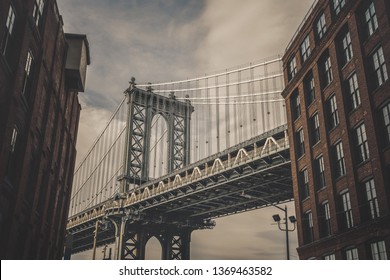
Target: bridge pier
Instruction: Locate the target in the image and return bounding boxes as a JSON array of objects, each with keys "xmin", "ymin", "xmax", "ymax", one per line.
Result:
[{"xmin": 120, "ymin": 221, "xmax": 192, "ymax": 260}]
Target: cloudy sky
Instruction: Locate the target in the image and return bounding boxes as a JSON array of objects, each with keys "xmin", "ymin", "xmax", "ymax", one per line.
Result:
[{"xmin": 57, "ymin": 0, "xmax": 314, "ymax": 260}]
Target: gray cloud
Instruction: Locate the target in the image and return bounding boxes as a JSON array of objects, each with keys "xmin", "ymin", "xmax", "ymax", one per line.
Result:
[{"xmin": 58, "ymin": 0, "xmax": 314, "ymax": 259}]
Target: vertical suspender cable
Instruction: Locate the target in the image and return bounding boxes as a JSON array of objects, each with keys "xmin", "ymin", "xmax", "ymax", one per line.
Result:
[
  {"xmin": 215, "ymin": 75, "xmax": 221, "ymax": 153},
  {"xmin": 225, "ymin": 70, "xmax": 230, "ymax": 149},
  {"xmin": 206, "ymin": 76, "xmax": 210, "ymax": 157}
]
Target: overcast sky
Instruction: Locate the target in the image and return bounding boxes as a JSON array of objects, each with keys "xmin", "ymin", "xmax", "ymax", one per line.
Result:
[{"xmin": 57, "ymin": 0, "xmax": 314, "ymax": 260}]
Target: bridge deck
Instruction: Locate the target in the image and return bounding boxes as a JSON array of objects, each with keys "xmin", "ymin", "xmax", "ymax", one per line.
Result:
[{"xmin": 67, "ymin": 125, "xmax": 292, "ymax": 254}]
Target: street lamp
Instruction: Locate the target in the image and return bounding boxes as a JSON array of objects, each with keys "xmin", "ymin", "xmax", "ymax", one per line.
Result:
[
  {"xmin": 271, "ymin": 205, "xmax": 296, "ymax": 260},
  {"xmin": 241, "ymin": 191, "xmax": 296, "ymax": 260}
]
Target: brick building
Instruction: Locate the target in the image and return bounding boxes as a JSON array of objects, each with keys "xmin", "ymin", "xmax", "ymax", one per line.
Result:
[
  {"xmin": 0, "ymin": 0, "xmax": 90, "ymax": 259},
  {"xmin": 282, "ymin": 0, "xmax": 390, "ymax": 259}
]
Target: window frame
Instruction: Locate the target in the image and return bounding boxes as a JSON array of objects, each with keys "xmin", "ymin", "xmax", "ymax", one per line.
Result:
[
  {"xmin": 364, "ymin": 2, "xmax": 379, "ymax": 38},
  {"xmin": 291, "ymin": 89, "xmax": 301, "ymax": 120},
  {"xmin": 33, "ymin": 0, "xmax": 45, "ymax": 30},
  {"xmin": 327, "ymin": 94, "xmax": 339, "ymax": 130},
  {"xmin": 319, "ymin": 52, "xmax": 333, "ymax": 89},
  {"xmin": 304, "ymin": 72, "xmax": 315, "ymax": 105},
  {"xmin": 316, "ymin": 13, "xmax": 327, "ymax": 40},
  {"xmin": 310, "ymin": 112, "xmax": 320, "ymax": 145},
  {"xmin": 353, "ymin": 122, "xmax": 370, "ymax": 164},
  {"xmin": 323, "ymin": 253, "xmax": 336, "ymax": 260},
  {"xmin": 6, "ymin": 126, "xmax": 19, "ymax": 181},
  {"xmin": 333, "ymin": 141, "xmax": 346, "ymax": 179},
  {"xmin": 1, "ymin": 4, "xmax": 16, "ymax": 60},
  {"xmin": 315, "ymin": 155, "xmax": 326, "ymax": 190},
  {"xmin": 22, "ymin": 50, "xmax": 35, "ymax": 98},
  {"xmin": 296, "ymin": 127, "xmax": 305, "ymax": 158},
  {"xmin": 319, "ymin": 201, "xmax": 332, "ymax": 237},
  {"xmin": 300, "ymin": 35, "xmax": 311, "ymax": 63},
  {"xmin": 339, "ymin": 28, "xmax": 353, "ymax": 66},
  {"xmin": 303, "ymin": 211, "xmax": 314, "ymax": 244},
  {"xmin": 371, "ymin": 46, "xmax": 388, "ymax": 88},
  {"xmin": 381, "ymin": 101, "xmax": 390, "ymax": 146},
  {"xmin": 370, "ymin": 240, "xmax": 387, "ymax": 260},
  {"xmin": 345, "ymin": 247, "xmax": 359, "ymax": 260},
  {"xmin": 333, "ymin": 0, "xmax": 346, "ymax": 15},
  {"xmin": 324, "ymin": 56, "xmax": 333, "ymax": 87},
  {"xmin": 346, "ymin": 72, "xmax": 361, "ymax": 111},
  {"xmin": 288, "ymin": 55, "xmax": 297, "ymax": 81},
  {"xmin": 363, "ymin": 178, "xmax": 380, "ymax": 220},
  {"xmin": 340, "ymin": 190, "xmax": 354, "ymax": 229},
  {"xmin": 299, "ymin": 168, "xmax": 309, "ymax": 200}
]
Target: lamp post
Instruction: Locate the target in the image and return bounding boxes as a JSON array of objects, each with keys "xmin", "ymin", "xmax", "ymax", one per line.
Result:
[
  {"xmin": 241, "ymin": 191, "xmax": 296, "ymax": 260},
  {"xmin": 271, "ymin": 205, "xmax": 296, "ymax": 260}
]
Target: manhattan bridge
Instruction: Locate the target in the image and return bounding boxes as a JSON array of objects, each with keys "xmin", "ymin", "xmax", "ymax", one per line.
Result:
[{"xmin": 65, "ymin": 55, "xmax": 293, "ymax": 260}]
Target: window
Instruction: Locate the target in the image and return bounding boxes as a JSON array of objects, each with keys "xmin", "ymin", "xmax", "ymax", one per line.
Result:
[
  {"xmin": 363, "ymin": 178, "xmax": 380, "ymax": 220},
  {"xmin": 304, "ymin": 72, "xmax": 315, "ymax": 105},
  {"xmin": 364, "ymin": 2, "xmax": 378, "ymax": 37},
  {"xmin": 303, "ymin": 211, "xmax": 314, "ymax": 244},
  {"xmin": 288, "ymin": 56, "xmax": 297, "ymax": 81},
  {"xmin": 340, "ymin": 191, "xmax": 354, "ymax": 229},
  {"xmin": 315, "ymin": 156, "xmax": 326, "ymax": 190},
  {"xmin": 310, "ymin": 113, "xmax": 320, "ymax": 145},
  {"xmin": 370, "ymin": 241, "xmax": 387, "ymax": 260},
  {"xmin": 296, "ymin": 128, "xmax": 305, "ymax": 158},
  {"xmin": 324, "ymin": 253, "xmax": 335, "ymax": 260},
  {"xmin": 316, "ymin": 13, "xmax": 327, "ymax": 40},
  {"xmin": 345, "ymin": 247, "xmax": 359, "ymax": 260},
  {"xmin": 6, "ymin": 126, "xmax": 19, "ymax": 181},
  {"xmin": 319, "ymin": 53, "xmax": 333, "ymax": 88},
  {"xmin": 333, "ymin": 0, "xmax": 345, "ymax": 15},
  {"xmin": 22, "ymin": 50, "xmax": 35, "ymax": 98},
  {"xmin": 333, "ymin": 141, "xmax": 346, "ymax": 178},
  {"xmin": 371, "ymin": 46, "xmax": 388, "ymax": 88},
  {"xmin": 299, "ymin": 169, "xmax": 309, "ymax": 200},
  {"xmin": 353, "ymin": 123, "xmax": 369, "ymax": 164},
  {"xmin": 33, "ymin": 0, "xmax": 45, "ymax": 29},
  {"xmin": 301, "ymin": 35, "xmax": 311, "ymax": 62},
  {"xmin": 381, "ymin": 102, "xmax": 390, "ymax": 146},
  {"xmin": 327, "ymin": 95, "xmax": 339, "ymax": 129},
  {"xmin": 1, "ymin": 5, "xmax": 16, "ymax": 60},
  {"xmin": 346, "ymin": 73, "xmax": 361, "ymax": 111},
  {"xmin": 5, "ymin": 5, "xmax": 16, "ymax": 34},
  {"xmin": 339, "ymin": 29, "xmax": 353, "ymax": 66},
  {"xmin": 319, "ymin": 201, "xmax": 331, "ymax": 237},
  {"xmin": 291, "ymin": 90, "xmax": 301, "ymax": 120},
  {"xmin": 10, "ymin": 127, "xmax": 18, "ymax": 153}
]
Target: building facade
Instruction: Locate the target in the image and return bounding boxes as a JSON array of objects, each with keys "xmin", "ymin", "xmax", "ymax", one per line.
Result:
[
  {"xmin": 282, "ymin": 0, "xmax": 390, "ymax": 259},
  {"xmin": 0, "ymin": 0, "xmax": 90, "ymax": 259}
]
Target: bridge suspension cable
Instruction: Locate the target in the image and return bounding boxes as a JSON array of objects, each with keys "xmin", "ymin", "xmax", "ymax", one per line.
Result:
[{"xmin": 68, "ymin": 55, "xmax": 287, "ymax": 218}]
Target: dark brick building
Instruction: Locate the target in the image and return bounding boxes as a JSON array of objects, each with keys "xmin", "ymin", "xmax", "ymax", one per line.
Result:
[
  {"xmin": 282, "ymin": 0, "xmax": 390, "ymax": 259},
  {"xmin": 0, "ymin": 0, "xmax": 90, "ymax": 259}
]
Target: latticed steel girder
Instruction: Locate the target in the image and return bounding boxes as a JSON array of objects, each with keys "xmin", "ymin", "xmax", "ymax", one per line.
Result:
[
  {"xmin": 67, "ymin": 125, "xmax": 290, "ymax": 225},
  {"xmin": 66, "ymin": 125, "xmax": 292, "ymax": 257},
  {"xmin": 116, "ymin": 125, "xmax": 292, "ymax": 220},
  {"xmin": 119, "ymin": 83, "xmax": 193, "ymax": 190},
  {"xmin": 135, "ymin": 159, "xmax": 292, "ymax": 220},
  {"xmin": 121, "ymin": 223, "xmax": 194, "ymax": 260},
  {"xmin": 67, "ymin": 214, "xmax": 214, "ymax": 258}
]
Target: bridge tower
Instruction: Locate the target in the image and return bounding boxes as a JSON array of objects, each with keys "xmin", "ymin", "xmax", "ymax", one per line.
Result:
[
  {"xmin": 112, "ymin": 78, "xmax": 195, "ymax": 260},
  {"xmin": 118, "ymin": 78, "xmax": 193, "ymax": 191}
]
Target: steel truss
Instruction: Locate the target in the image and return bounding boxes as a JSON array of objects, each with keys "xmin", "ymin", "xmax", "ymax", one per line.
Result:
[
  {"xmin": 67, "ymin": 213, "xmax": 214, "ymax": 259},
  {"xmin": 66, "ymin": 125, "xmax": 292, "ymax": 258},
  {"xmin": 119, "ymin": 80, "xmax": 193, "ymax": 191}
]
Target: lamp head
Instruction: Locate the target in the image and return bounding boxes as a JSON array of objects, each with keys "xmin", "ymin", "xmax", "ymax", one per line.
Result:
[
  {"xmin": 289, "ymin": 216, "xmax": 297, "ymax": 223},
  {"xmin": 272, "ymin": 214, "xmax": 281, "ymax": 222}
]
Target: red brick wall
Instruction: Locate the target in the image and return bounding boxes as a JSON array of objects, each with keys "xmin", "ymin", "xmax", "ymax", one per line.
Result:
[
  {"xmin": 282, "ymin": 0, "xmax": 390, "ymax": 259},
  {"xmin": 0, "ymin": 0, "xmax": 82, "ymax": 259}
]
